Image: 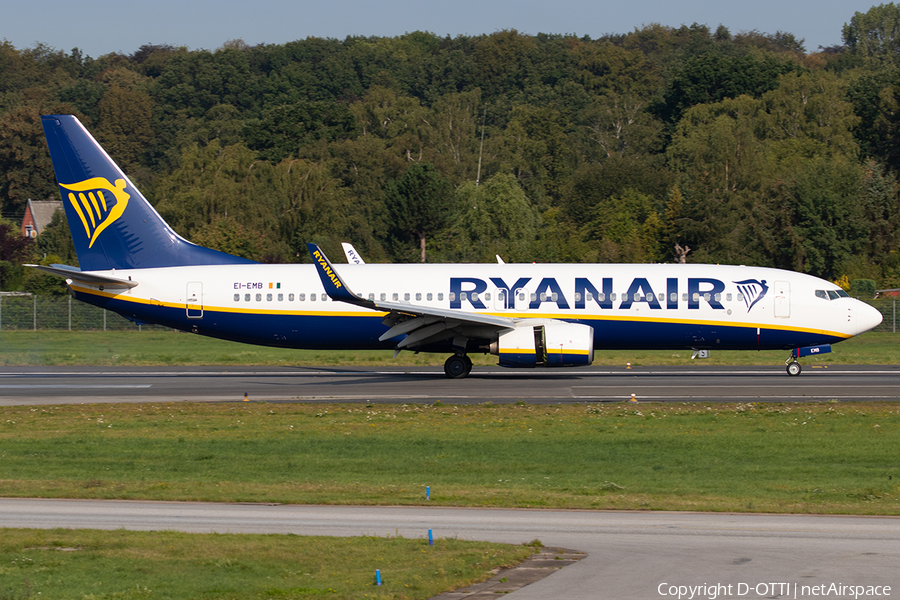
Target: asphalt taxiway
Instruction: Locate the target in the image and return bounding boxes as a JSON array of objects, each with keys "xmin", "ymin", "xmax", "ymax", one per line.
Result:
[
  {"xmin": 1, "ymin": 364, "xmax": 899, "ymax": 405},
  {"xmin": 0, "ymin": 499, "xmax": 897, "ymax": 599}
]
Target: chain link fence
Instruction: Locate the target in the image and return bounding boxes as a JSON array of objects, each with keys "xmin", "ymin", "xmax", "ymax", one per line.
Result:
[
  {"xmin": 870, "ymin": 298, "xmax": 899, "ymax": 333},
  {"xmin": 0, "ymin": 294, "xmax": 170, "ymax": 331},
  {"xmin": 1, "ymin": 293, "xmax": 897, "ymax": 333}
]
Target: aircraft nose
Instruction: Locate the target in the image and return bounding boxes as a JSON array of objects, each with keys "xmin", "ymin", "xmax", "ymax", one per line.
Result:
[{"xmin": 851, "ymin": 300, "xmax": 883, "ymax": 335}]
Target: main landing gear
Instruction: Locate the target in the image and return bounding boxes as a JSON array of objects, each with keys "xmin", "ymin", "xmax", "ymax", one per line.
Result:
[{"xmin": 444, "ymin": 354, "xmax": 473, "ymax": 379}]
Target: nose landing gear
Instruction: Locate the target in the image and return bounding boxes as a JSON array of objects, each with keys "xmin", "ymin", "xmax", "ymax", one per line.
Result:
[{"xmin": 784, "ymin": 344, "xmax": 831, "ymax": 376}]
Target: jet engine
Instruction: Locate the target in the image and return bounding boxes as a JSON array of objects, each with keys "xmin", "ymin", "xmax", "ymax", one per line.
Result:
[{"xmin": 490, "ymin": 320, "xmax": 594, "ymax": 368}]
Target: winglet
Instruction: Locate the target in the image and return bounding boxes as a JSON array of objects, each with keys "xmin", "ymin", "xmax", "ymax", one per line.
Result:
[
  {"xmin": 307, "ymin": 243, "xmax": 373, "ymax": 307},
  {"xmin": 341, "ymin": 242, "xmax": 366, "ymax": 265}
]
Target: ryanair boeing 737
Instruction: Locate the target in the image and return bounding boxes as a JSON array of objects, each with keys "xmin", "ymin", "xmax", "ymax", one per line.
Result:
[{"xmin": 30, "ymin": 115, "xmax": 883, "ymax": 378}]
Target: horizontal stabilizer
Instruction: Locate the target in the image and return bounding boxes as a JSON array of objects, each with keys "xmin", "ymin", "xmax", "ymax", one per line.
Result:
[{"xmin": 24, "ymin": 264, "xmax": 138, "ymax": 289}]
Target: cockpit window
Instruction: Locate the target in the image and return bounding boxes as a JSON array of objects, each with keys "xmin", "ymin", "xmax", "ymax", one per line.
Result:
[{"xmin": 816, "ymin": 289, "xmax": 851, "ymax": 300}]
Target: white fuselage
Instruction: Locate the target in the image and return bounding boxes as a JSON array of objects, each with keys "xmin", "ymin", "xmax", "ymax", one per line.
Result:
[{"xmin": 68, "ymin": 262, "xmax": 882, "ymax": 353}]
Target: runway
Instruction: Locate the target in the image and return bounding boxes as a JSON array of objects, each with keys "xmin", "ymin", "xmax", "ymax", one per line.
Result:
[
  {"xmin": 1, "ymin": 365, "xmax": 900, "ymax": 405},
  {"xmin": 1, "ymin": 499, "xmax": 897, "ymax": 599}
]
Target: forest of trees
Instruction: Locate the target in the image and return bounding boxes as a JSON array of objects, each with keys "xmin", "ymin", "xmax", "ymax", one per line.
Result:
[{"xmin": 4, "ymin": 4, "xmax": 900, "ymax": 295}]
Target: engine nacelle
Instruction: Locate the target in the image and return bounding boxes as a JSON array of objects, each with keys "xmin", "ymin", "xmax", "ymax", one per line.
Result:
[{"xmin": 490, "ymin": 320, "xmax": 594, "ymax": 368}]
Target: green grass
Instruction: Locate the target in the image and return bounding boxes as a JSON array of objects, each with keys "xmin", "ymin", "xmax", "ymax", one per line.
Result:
[
  {"xmin": 0, "ymin": 329, "xmax": 897, "ymax": 366},
  {"xmin": 0, "ymin": 527, "xmax": 534, "ymax": 600},
  {"xmin": 1, "ymin": 402, "xmax": 898, "ymax": 514}
]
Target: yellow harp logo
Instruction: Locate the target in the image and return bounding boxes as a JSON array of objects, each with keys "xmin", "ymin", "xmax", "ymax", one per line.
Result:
[{"xmin": 60, "ymin": 178, "xmax": 130, "ymax": 248}]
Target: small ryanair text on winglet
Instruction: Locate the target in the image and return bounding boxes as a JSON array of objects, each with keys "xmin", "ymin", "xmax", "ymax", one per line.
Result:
[{"xmin": 657, "ymin": 582, "xmax": 892, "ymax": 599}]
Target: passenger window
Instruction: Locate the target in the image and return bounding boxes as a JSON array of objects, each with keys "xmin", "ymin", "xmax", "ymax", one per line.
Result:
[
  {"xmin": 427, "ymin": 293, "xmax": 433, "ymax": 301},
  {"xmin": 278, "ymin": 293, "xmax": 283, "ymax": 301},
  {"xmin": 575, "ymin": 293, "xmax": 582, "ymax": 302},
  {"xmin": 714, "ymin": 293, "xmax": 721, "ymax": 302},
  {"xmin": 461, "ymin": 292, "xmax": 468, "ymax": 301},
  {"xmin": 449, "ymin": 292, "xmax": 455, "ymax": 302},
  {"xmin": 266, "ymin": 293, "xmax": 273, "ymax": 301},
  {"xmin": 703, "ymin": 293, "xmax": 711, "ymax": 301},
  {"xmin": 416, "ymin": 293, "xmax": 422, "ymax": 301},
  {"xmin": 470, "ymin": 292, "xmax": 477, "ymax": 302},
  {"xmin": 670, "ymin": 293, "xmax": 677, "ymax": 303},
  {"xmin": 530, "ymin": 293, "xmax": 537, "ymax": 302},
  {"xmin": 256, "ymin": 293, "xmax": 262, "ymax": 302},
  {"xmin": 815, "ymin": 290, "xmax": 828, "ymax": 300},
  {"xmin": 393, "ymin": 293, "xmax": 399, "ymax": 301},
  {"xmin": 380, "ymin": 293, "xmax": 386, "ymax": 301},
  {"xmin": 310, "ymin": 294, "xmax": 316, "ymax": 302},
  {"xmin": 233, "ymin": 294, "xmax": 240, "ymax": 302},
  {"xmin": 658, "ymin": 293, "xmax": 664, "ymax": 302},
  {"xmin": 682, "ymin": 293, "xmax": 688, "ymax": 301},
  {"xmin": 692, "ymin": 293, "xmax": 700, "ymax": 302},
  {"xmin": 438, "ymin": 293, "xmax": 444, "ymax": 301},
  {"xmin": 539, "ymin": 293, "xmax": 546, "ymax": 302},
  {"xmin": 551, "ymin": 293, "xmax": 558, "ymax": 301},
  {"xmin": 621, "ymin": 293, "xmax": 629, "ymax": 302},
  {"xmin": 610, "ymin": 293, "xmax": 617, "ymax": 301},
  {"xmin": 289, "ymin": 293, "xmax": 295, "ymax": 301},
  {"xmin": 519, "ymin": 293, "xmax": 526, "ymax": 301},
  {"xmin": 321, "ymin": 294, "xmax": 327, "ymax": 301},
  {"xmin": 485, "ymin": 292, "xmax": 491, "ymax": 301},
  {"xmin": 404, "ymin": 292, "xmax": 410, "ymax": 301},
  {"xmin": 726, "ymin": 293, "xmax": 732, "ymax": 302},
  {"xmin": 586, "ymin": 292, "xmax": 594, "ymax": 302},
  {"xmin": 244, "ymin": 294, "xmax": 251, "ymax": 302},
  {"xmin": 736, "ymin": 293, "xmax": 743, "ymax": 302},
  {"xmin": 299, "ymin": 293, "xmax": 305, "ymax": 301},
  {"xmin": 368, "ymin": 293, "xmax": 375, "ymax": 301},
  {"xmin": 597, "ymin": 293, "xmax": 604, "ymax": 301}
]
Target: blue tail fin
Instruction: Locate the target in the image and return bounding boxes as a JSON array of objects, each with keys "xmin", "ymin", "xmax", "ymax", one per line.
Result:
[{"xmin": 41, "ymin": 115, "xmax": 255, "ymax": 271}]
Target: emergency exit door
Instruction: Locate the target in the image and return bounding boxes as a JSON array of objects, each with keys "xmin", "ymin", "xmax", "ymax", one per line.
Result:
[{"xmin": 186, "ymin": 282, "xmax": 203, "ymax": 319}]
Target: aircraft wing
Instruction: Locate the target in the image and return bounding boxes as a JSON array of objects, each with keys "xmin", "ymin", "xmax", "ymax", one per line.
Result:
[
  {"xmin": 307, "ymin": 244, "xmax": 515, "ymax": 351},
  {"xmin": 24, "ymin": 264, "xmax": 139, "ymax": 289}
]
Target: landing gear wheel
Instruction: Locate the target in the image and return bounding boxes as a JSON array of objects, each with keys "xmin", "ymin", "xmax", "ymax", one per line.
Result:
[
  {"xmin": 786, "ymin": 361, "xmax": 802, "ymax": 377},
  {"xmin": 444, "ymin": 355, "xmax": 471, "ymax": 379},
  {"xmin": 462, "ymin": 355, "xmax": 473, "ymax": 375}
]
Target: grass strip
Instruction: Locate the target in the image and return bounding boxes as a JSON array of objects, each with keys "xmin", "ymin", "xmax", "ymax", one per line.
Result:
[
  {"xmin": 0, "ymin": 527, "xmax": 534, "ymax": 600},
  {"xmin": 1, "ymin": 402, "xmax": 898, "ymax": 514},
  {"xmin": 0, "ymin": 330, "xmax": 897, "ymax": 367}
]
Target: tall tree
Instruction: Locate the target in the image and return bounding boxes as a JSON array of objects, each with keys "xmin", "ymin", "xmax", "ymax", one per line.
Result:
[
  {"xmin": 453, "ymin": 173, "xmax": 536, "ymax": 262},
  {"xmin": 0, "ymin": 102, "xmax": 75, "ymax": 219},
  {"xmin": 843, "ymin": 3, "xmax": 900, "ymax": 64},
  {"xmin": 384, "ymin": 163, "xmax": 452, "ymax": 262}
]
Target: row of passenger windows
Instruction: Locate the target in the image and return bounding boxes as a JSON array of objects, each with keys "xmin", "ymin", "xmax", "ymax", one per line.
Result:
[
  {"xmin": 232, "ymin": 292, "xmax": 447, "ymax": 303},
  {"xmin": 232, "ymin": 291, "xmax": 749, "ymax": 303},
  {"xmin": 815, "ymin": 289, "xmax": 850, "ymax": 300},
  {"xmin": 235, "ymin": 293, "xmax": 328, "ymax": 302}
]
